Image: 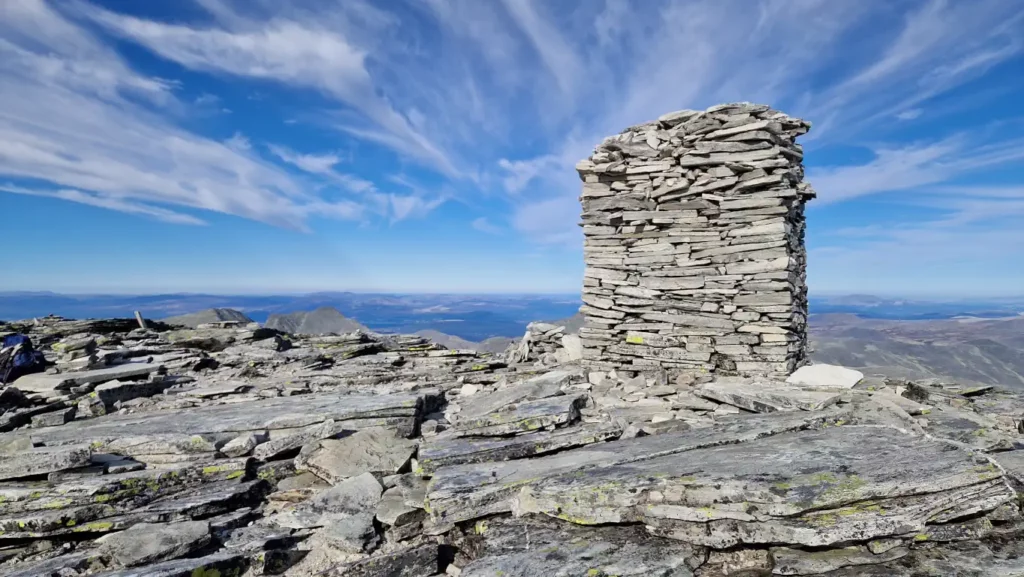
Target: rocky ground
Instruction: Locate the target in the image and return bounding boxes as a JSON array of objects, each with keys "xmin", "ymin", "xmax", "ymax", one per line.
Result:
[{"xmin": 1, "ymin": 315, "xmax": 1023, "ymax": 576}]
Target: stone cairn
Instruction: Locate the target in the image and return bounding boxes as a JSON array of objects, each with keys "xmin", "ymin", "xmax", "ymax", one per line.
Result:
[
  {"xmin": 505, "ymin": 322, "xmax": 583, "ymax": 366},
  {"xmin": 576, "ymin": 102, "xmax": 814, "ymax": 379}
]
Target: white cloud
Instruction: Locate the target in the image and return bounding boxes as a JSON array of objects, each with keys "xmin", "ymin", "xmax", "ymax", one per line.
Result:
[
  {"xmin": 1, "ymin": 184, "xmax": 206, "ymax": 225},
  {"xmin": 389, "ymin": 194, "xmax": 446, "ymax": 223},
  {"xmin": 224, "ymin": 132, "xmax": 251, "ymax": 150},
  {"xmin": 471, "ymin": 217, "xmax": 502, "ymax": 235},
  {"xmin": 88, "ymin": 6, "xmax": 461, "ymax": 177},
  {"xmin": 810, "ymin": 188, "xmax": 1024, "ymax": 296},
  {"xmin": 194, "ymin": 92, "xmax": 220, "ymax": 105},
  {"xmin": 2, "ymin": 0, "xmax": 1022, "ymax": 267},
  {"xmin": 512, "ymin": 196, "xmax": 581, "ymax": 245},
  {"xmin": 0, "ymin": 0, "xmax": 378, "ymax": 230},
  {"xmin": 497, "ymin": 156, "xmax": 560, "ymax": 194},
  {"xmin": 808, "ymin": 135, "xmax": 1024, "ymax": 204},
  {"xmin": 267, "ymin": 145, "xmax": 341, "ymax": 175},
  {"xmin": 499, "ymin": 0, "xmax": 582, "ymax": 97}
]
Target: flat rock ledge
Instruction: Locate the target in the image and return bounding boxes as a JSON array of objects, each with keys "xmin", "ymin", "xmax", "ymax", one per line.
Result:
[{"xmin": 1, "ymin": 313, "xmax": 1024, "ymax": 576}]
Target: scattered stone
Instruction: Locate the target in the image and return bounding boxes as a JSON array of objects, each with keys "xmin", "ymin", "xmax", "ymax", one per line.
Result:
[
  {"xmin": 253, "ymin": 419, "xmax": 340, "ymax": 461},
  {"xmin": 30, "ymin": 406, "xmax": 77, "ymax": 428},
  {"xmin": 220, "ymin": 432, "xmax": 260, "ymax": 458},
  {"xmin": 297, "ymin": 428, "xmax": 417, "ymax": 484},
  {"xmin": 786, "ymin": 363, "xmax": 864, "ymax": 389}
]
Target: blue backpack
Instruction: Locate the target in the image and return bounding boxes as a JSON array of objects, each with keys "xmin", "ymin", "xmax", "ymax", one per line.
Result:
[{"xmin": 0, "ymin": 334, "xmax": 46, "ymax": 384}]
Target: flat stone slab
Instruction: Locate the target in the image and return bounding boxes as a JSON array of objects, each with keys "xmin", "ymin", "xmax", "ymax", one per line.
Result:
[
  {"xmin": 97, "ymin": 521, "xmax": 211, "ymax": 567},
  {"xmin": 0, "ymin": 458, "xmax": 249, "ymax": 517},
  {"xmin": 270, "ymin": 472, "xmax": 382, "ymax": 553},
  {"xmin": 296, "ymin": 428, "xmax": 417, "ymax": 483},
  {"xmin": 17, "ymin": 392, "xmax": 423, "ymax": 452},
  {"xmin": 327, "ymin": 543, "xmax": 437, "ymax": 577},
  {"xmin": 921, "ymin": 404, "xmax": 1016, "ymax": 452},
  {"xmin": 11, "ymin": 363, "xmax": 162, "ymax": 393},
  {"xmin": 97, "ymin": 551, "xmax": 247, "ymax": 577},
  {"xmin": 252, "ymin": 419, "xmax": 341, "ymax": 461},
  {"xmin": 419, "ymin": 422, "xmax": 622, "ymax": 473},
  {"xmin": 459, "ymin": 516, "xmax": 703, "ymax": 577},
  {"xmin": 452, "ymin": 394, "xmax": 587, "ymax": 436},
  {"xmin": 94, "ymin": 378, "xmax": 172, "ymax": 407},
  {"xmin": 427, "ymin": 409, "xmax": 848, "ymax": 523},
  {"xmin": 513, "ymin": 425, "xmax": 1013, "ymax": 548},
  {"xmin": 0, "ymin": 444, "xmax": 91, "ymax": 481},
  {"xmin": 453, "ymin": 373, "xmax": 570, "ymax": 422},
  {"xmin": 786, "ymin": 364, "xmax": 863, "ymax": 389},
  {"xmin": 697, "ymin": 381, "xmax": 842, "ymax": 413}
]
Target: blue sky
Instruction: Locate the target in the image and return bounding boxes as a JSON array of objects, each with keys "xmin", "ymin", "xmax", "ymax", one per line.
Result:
[{"xmin": 1, "ymin": 0, "xmax": 1022, "ymax": 296}]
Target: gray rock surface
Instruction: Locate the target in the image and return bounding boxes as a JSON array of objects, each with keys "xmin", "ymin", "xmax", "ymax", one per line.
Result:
[
  {"xmin": 297, "ymin": 428, "xmax": 417, "ymax": 483},
  {"xmin": 1, "ymin": 316, "xmax": 1020, "ymax": 577},
  {"xmin": 97, "ymin": 521, "xmax": 211, "ymax": 567}
]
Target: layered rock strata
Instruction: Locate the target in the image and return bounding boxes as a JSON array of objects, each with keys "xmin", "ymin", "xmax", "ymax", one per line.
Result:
[{"xmin": 1, "ymin": 314, "xmax": 1024, "ymax": 575}]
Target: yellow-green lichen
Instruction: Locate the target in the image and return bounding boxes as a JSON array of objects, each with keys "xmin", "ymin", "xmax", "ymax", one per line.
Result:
[
  {"xmin": 43, "ymin": 498, "xmax": 73, "ymax": 509},
  {"xmin": 225, "ymin": 471, "xmax": 244, "ymax": 480},
  {"xmin": 914, "ymin": 534, "xmax": 929, "ymax": 542},
  {"xmin": 474, "ymin": 520, "xmax": 488, "ymax": 534},
  {"xmin": 73, "ymin": 521, "xmax": 113, "ymax": 532}
]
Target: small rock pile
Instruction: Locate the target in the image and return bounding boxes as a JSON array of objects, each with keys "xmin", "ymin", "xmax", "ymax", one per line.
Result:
[
  {"xmin": 52, "ymin": 335, "xmax": 104, "ymax": 372},
  {"xmin": 505, "ymin": 322, "xmax": 583, "ymax": 366},
  {"xmin": 576, "ymin": 102, "xmax": 814, "ymax": 379}
]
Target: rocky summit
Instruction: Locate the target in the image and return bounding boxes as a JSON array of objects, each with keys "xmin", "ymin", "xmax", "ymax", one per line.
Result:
[
  {"xmin": 0, "ymin": 103, "xmax": 1022, "ymax": 577},
  {"xmin": 0, "ymin": 313, "xmax": 1020, "ymax": 576}
]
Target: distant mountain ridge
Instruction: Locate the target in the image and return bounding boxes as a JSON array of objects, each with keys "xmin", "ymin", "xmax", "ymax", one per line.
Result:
[
  {"xmin": 163, "ymin": 308, "xmax": 253, "ymax": 328},
  {"xmin": 0, "ymin": 292, "xmax": 582, "ymax": 341},
  {"xmin": 264, "ymin": 306, "xmax": 368, "ymax": 335}
]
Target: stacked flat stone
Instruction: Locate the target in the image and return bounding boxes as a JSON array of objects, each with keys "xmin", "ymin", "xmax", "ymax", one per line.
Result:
[
  {"xmin": 53, "ymin": 335, "xmax": 103, "ymax": 371},
  {"xmin": 576, "ymin": 102, "xmax": 814, "ymax": 379},
  {"xmin": 505, "ymin": 322, "xmax": 582, "ymax": 366}
]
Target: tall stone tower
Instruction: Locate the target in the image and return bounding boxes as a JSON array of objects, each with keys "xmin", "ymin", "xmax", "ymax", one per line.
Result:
[{"xmin": 576, "ymin": 103, "xmax": 814, "ymax": 378}]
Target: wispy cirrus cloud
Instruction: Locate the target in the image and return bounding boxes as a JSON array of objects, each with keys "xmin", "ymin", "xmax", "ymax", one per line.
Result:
[
  {"xmin": 471, "ymin": 217, "xmax": 502, "ymax": 235},
  {"xmin": 87, "ymin": 3, "xmax": 462, "ymax": 177},
  {"xmin": 809, "ymin": 134, "xmax": 1024, "ymax": 204},
  {"xmin": 1, "ymin": 0, "xmax": 1022, "ymax": 297},
  {"xmin": 0, "ymin": 0, "xmax": 433, "ymax": 230},
  {"xmin": 1, "ymin": 184, "xmax": 206, "ymax": 225}
]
